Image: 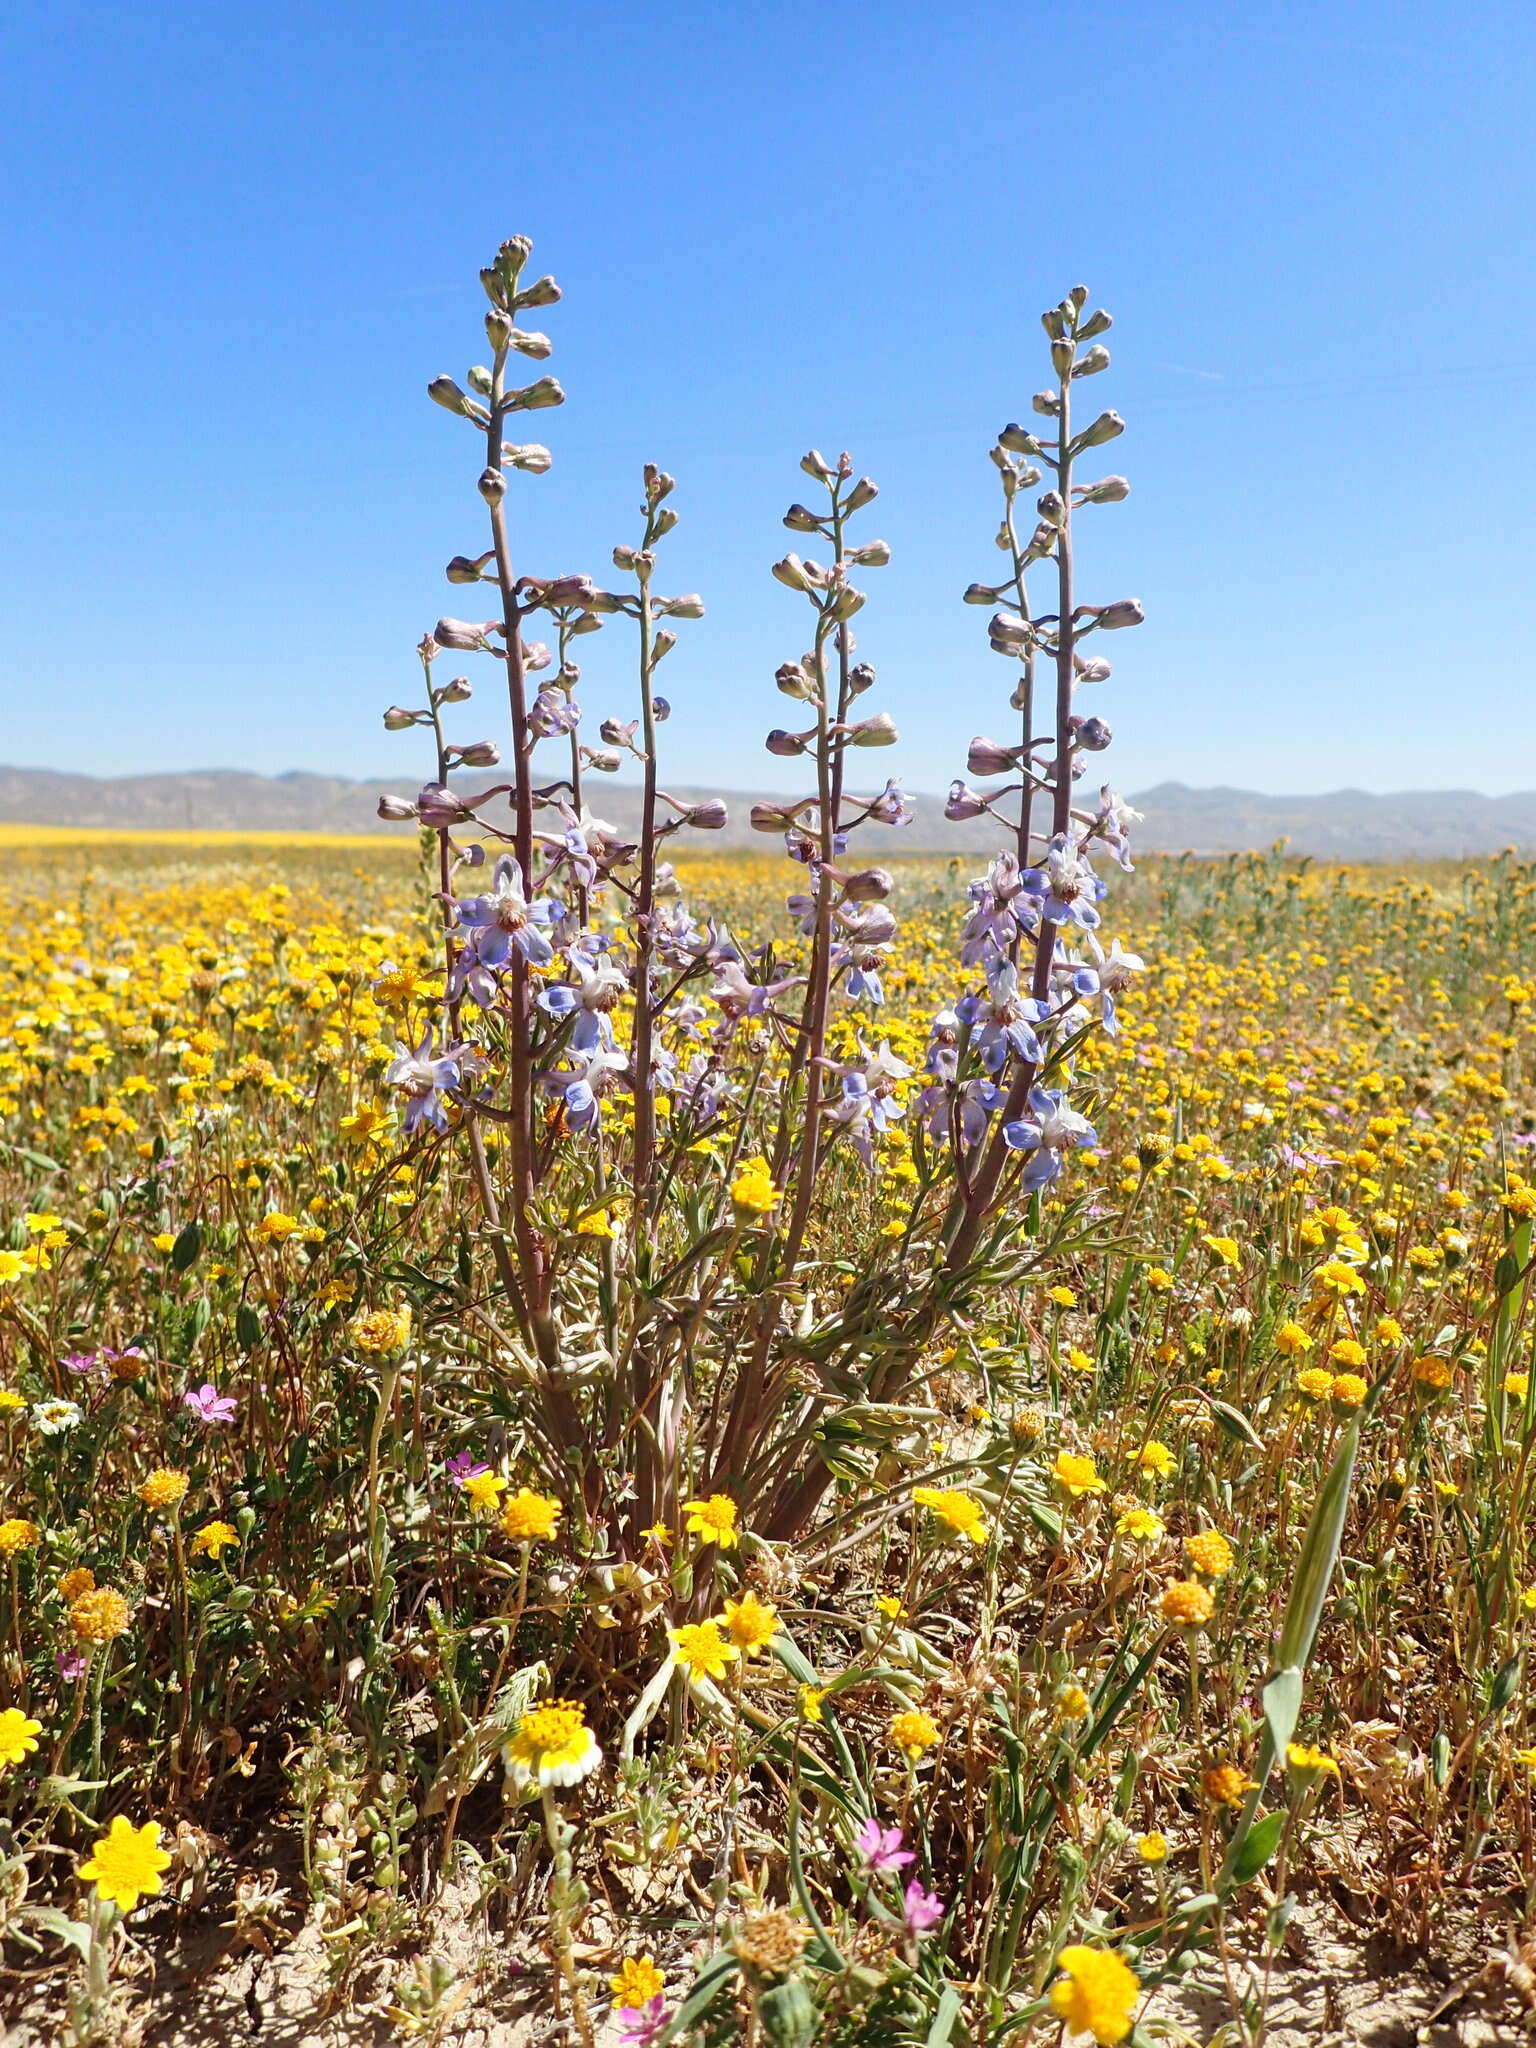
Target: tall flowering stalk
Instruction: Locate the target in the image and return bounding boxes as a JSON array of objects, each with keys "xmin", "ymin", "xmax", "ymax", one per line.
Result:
[{"xmin": 377, "ymin": 243, "xmax": 1142, "ymax": 1568}]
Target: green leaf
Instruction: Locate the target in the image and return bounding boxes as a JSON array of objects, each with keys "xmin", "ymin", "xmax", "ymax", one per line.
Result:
[
  {"xmin": 1261, "ymin": 1668, "xmax": 1303, "ymax": 1760},
  {"xmin": 171, "ymin": 1220, "xmax": 201, "ymax": 1271},
  {"xmin": 1276, "ymin": 1420, "xmax": 1359, "ymax": 1672},
  {"xmin": 235, "ymin": 1302, "xmax": 263, "ymax": 1350},
  {"xmin": 1231, "ymin": 1809, "xmax": 1287, "ymax": 1884},
  {"xmin": 19, "ymin": 1907, "xmax": 93, "ymax": 1961},
  {"xmin": 925, "ymin": 1985, "xmax": 964, "ymax": 2046}
]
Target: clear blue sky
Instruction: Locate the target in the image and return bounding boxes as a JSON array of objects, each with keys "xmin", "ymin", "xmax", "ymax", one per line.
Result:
[{"xmin": 3, "ymin": 0, "xmax": 1533, "ymax": 799}]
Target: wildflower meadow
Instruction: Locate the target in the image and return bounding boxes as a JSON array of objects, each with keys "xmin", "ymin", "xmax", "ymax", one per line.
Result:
[{"xmin": 6, "ymin": 241, "xmax": 1536, "ymax": 2044}]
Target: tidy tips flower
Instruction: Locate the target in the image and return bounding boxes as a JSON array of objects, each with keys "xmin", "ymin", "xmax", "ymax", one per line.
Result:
[{"xmin": 502, "ymin": 1700, "xmax": 602, "ymax": 1790}]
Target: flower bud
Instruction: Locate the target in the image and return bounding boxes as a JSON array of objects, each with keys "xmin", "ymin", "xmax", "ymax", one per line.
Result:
[
  {"xmin": 848, "ymin": 663, "xmax": 876, "ymax": 697},
  {"xmin": 829, "ymin": 585, "xmax": 865, "ymax": 621},
  {"xmin": 569, "ymin": 610, "xmax": 603, "ymax": 636},
  {"xmin": 766, "ymin": 728, "xmax": 812, "ymax": 757},
  {"xmin": 988, "ymin": 613, "xmax": 1032, "ymax": 652},
  {"xmin": 496, "ymin": 235, "xmax": 533, "ymax": 283},
  {"xmin": 652, "ymin": 628, "xmax": 677, "ymax": 661},
  {"xmin": 438, "ymin": 675, "xmax": 473, "ymax": 703},
  {"xmin": 800, "ymin": 449, "xmax": 836, "ymax": 481},
  {"xmin": 840, "ymin": 867, "xmax": 892, "ymax": 901},
  {"xmin": 655, "ymin": 593, "xmax": 705, "ymax": 619},
  {"xmin": 967, "ymin": 735, "xmax": 1019, "ymax": 778},
  {"xmin": 514, "ymin": 274, "xmax": 561, "ymax": 309},
  {"xmin": 580, "ymin": 746, "xmax": 622, "ymax": 773},
  {"xmin": 456, "ymin": 739, "xmax": 502, "ymax": 767},
  {"xmin": 1050, "ymin": 337, "xmax": 1075, "ymax": 379},
  {"xmin": 521, "ymin": 640, "xmax": 553, "ymax": 672},
  {"xmin": 1077, "ymin": 308, "xmax": 1113, "ymax": 341},
  {"xmin": 844, "ymin": 476, "xmax": 879, "ymax": 511},
  {"xmin": 751, "ymin": 801, "xmax": 798, "ymax": 834},
  {"xmin": 772, "ymin": 554, "xmax": 814, "ymax": 592},
  {"xmin": 446, "ymin": 554, "xmax": 493, "ymax": 583},
  {"xmin": 416, "ymin": 784, "xmax": 472, "ymax": 827},
  {"xmin": 1075, "ymin": 476, "xmax": 1130, "ymax": 505},
  {"xmin": 504, "ymin": 443, "xmax": 553, "ymax": 474},
  {"xmin": 527, "ymin": 574, "xmax": 597, "ymax": 608},
  {"xmin": 1037, "ymin": 491, "xmax": 1066, "ymax": 527},
  {"xmin": 377, "ymin": 794, "xmax": 418, "ymax": 821},
  {"xmin": 783, "ymin": 503, "xmax": 821, "ymax": 532},
  {"xmin": 946, "ymin": 780, "xmax": 988, "ymax": 821},
  {"xmin": 1042, "ymin": 304, "xmax": 1070, "ymax": 339},
  {"xmin": 509, "ymin": 329, "xmax": 553, "ymax": 359},
  {"xmin": 1075, "ymin": 410, "xmax": 1125, "ymax": 449},
  {"xmin": 1031, "ymin": 391, "xmax": 1063, "ymax": 417},
  {"xmin": 652, "ymin": 507, "xmax": 679, "ymax": 539},
  {"xmin": 1073, "ymin": 655, "xmax": 1112, "ymax": 684},
  {"xmin": 846, "ymin": 711, "xmax": 898, "ymax": 748},
  {"xmin": 434, "ymin": 618, "xmax": 500, "ymax": 651},
  {"xmin": 964, "ymin": 582, "xmax": 1003, "ymax": 606},
  {"xmin": 529, "ymin": 690, "xmax": 577, "ymax": 737},
  {"xmin": 467, "ymin": 365, "xmax": 494, "ymax": 397},
  {"xmin": 683, "ymin": 798, "xmax": 728, "ymax": 830},
  {"xmin": 477, "ymin": 467, "xmax": 506, "ymax": 506},
  {"xmin": 644, "ymin": 464, "xmax": 676, "ymax": 503},
  {"xmin": 776, "ymin": 661, "xmax": 815, "ymax": 700},
  {"xmin": 427, "ymin": 375, "xmax": 471, "ymax": 415},
  {"xmin": 998, "ymin": 424, "xmax": 1046, "ymax": 456},
  {"xmin": 1073, "ymin": 344, "xmax": 1111, "ymax": 377},
  {"xmin": 485, "ymin": 308, "xmax": 516, "ymax": 351},
  {"xmin": 1092, "ymin": 599, "xmax": 1144, "ymax": 630},
  {"xmin": 506, "ymin": 377, "xmax": 564, "ymax": 412},
  {"xmin": 479, "ymin": 267, "xmax": 509, "ymax": 309},
  {"xmin": 1072, "ymin": 715, "xmax": 1112, "ymax": 751},
  {"xmin": 600, "ymin": 717, "xmax": 638, "ymax": 748},
  {"xmin": 1026, "ymin": 523, "xmax": 1059, "ymax": 558},
  {"xmin": 382, "ymin": 706, "xmax": 421, "ymax": 732},
  {"xmin": 846, "ymin": 540, "xmax": 890, "ymax": 567}
]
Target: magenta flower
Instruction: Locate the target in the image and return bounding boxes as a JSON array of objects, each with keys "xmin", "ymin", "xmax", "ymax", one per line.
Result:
[
  {"xmin": 445, "ymin": 1450, "xmax": 490, "ymax": 1484},
  {"xmin": 183, "ymin": 1383, "xmax": 237, "ymax": 1425},
  {"xmin": 616, "ymin": 1996, "xmax": 669, "ymax": 2047},
  {"xmin": 903, "ymin": 1879, "xmax": 944, "ymax": 1935},
  {"xmin": 853, "ymin": 1817, "xmax": 915, "ymax": 1874},
  {"xmin": 57, "ymin": 1649, "xmax": 87, "ymax": 1682}
]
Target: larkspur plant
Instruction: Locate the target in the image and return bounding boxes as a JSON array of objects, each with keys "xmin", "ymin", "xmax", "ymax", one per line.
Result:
[{"xmin": 20, "ymin": 237, "xmax": 1536, "ymax": 2048}]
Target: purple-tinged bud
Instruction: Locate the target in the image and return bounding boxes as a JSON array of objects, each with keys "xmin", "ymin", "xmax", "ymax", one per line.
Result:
[
  {"xmin": 599, "ymin": 717, "xmax": 639, "ymax": 749},
  {"xmin": 437, "ymin": 675, "xmax": 473, "ymax": 704},
  {"xmin": 1037, "ymin": 492, "xmax": 1066, "ymax": 528},
  {"xmin": 783, "ymin": 503, "xmax": 821, "ymax": 532},
  {"xmin": 844, "ymin": 476, "xmax": 879, "ymax": 512},
  {"xmin": 964, "ymin": 582, "xmax": 1005, "ymax": 605},
  {"xmin": 1068, "ymin": 285, "xmax": 1090, "ymax": 311},
  {"xmin": 428, "ymin": 375, "xmax": 471, "ymax": 416},
  {"xmin": 456, "ymin": 739, "xmax": 502, "ymax": 767},
  {"xmin": 848, "ymin": 663, "xmax": 876, "ymax": 697},
  {"xmin": 1072, "ymin": 344, "xmax": 1111, "ymax": 377},
  {"xmin": 846, "ymin": 711, "xmax": 898, "ymax": 748},
  {"xmin": 766, "ymin": 728, "xmax": 812, "ymax": 757},
  {"xmin": 846, "ymin": 540, "xmax": 890, "ymax": 568},
  {"xmin": 1031, "ymin": 391, "xmax": 1063, "ymax": 417},
  {"xmin": 800, "ymin": 449, "xmax": 836, "ymax": 482},
  {"xmin": 506, "ymin": 377, "xmax": 564, "ymax": 413},
  {"xmin": 383, "ymin": 706, "xmax": 421, "ymax": 732},
  {"xmin": 655, "ymin": 593, "xmax": 705, "ymax": 619},
  {"xmin": 1075, "ymin": 716, "xmax": 1112, "ymax": 751},
  {"xmin": 514, "ymin": 274, "xmax": 561, "ymax": 309},
  {"xmin": 530, "ymin": 574, "xmax": 597, "ymax": 608},
  {"xmin": 652, "ymin": 628, "xmax": 677, "ymax": 661},
  {"xmin": 1050, "ymin": 337, "xmax": 1075, "ymax": 380},
  {"xmin": 505, "ymin": 443, "xmax": 553, "ymax": 474},
  {"xmin": 521, "ymin": 640, "xmax": 553, "ymax": 672},
  {"xmin": 1042, "ymin": 305, "xmax": 1070, "ymax": 341},
  {"xmin": 434, "ymin": 618, "xmax": 500, "ymax": 651},
  {"xmin": 652, "ymin": 696, "xmax": 670, "ymax": 722},
  {"xmin": 581, "ymin": 746, "xmax": 622, "ymax": 773},
  {"xmin": 998, "ymin": 424, "xmax": 1046, "ymax": 456},
  {"xmin": 751, "ymin": 801, "xmax": 798, "ymax": 834},
  {"xmin": 829, "ymin": 585, "xmax": 865, "ymax": 621},
  {"xmin": 1075, "ymin": 476, "xmax": 1130, "ymax": 505},
  {"xmin": 1074, "ymin": 655, "xmax": 1112, "ymax": 684},
  {"xmin": 1075, "ymin": 410, "xmax": 1125, "ymax": 449},
  {"xmin": 377, "ymin": 793, "xmax": 418, "ymax": 821},
  {"xmin": 417, "ymin": 633, "xmax": 438, "ymax": 664},
  {"xmin": 683, "ymin": 798, "xmax": 728, "ymax": 830},
  {"xmin": 644, "ymin": 464, "xmax": 676, "ymax": 503},
  {"xmin": 446, "ymin": 553, "xmax": 494, "ymax": 583},
  {"xmin": 967, "ymin": 736, "xmax": 1019, "ymax": 778},
  {"xmin": 840, "ymin": 867, "xmax": 892, "ymax": 901},
  {"xmin": 1090, "ymin": 599, "xmax": 1144, "ymax": 630},
  {"xmin": 652, "ymin": 506, "xmax": 679, "ymax": 539},
  {"xmin": 480, "ymin": 267, "xmax": 509, "ymax": 309},
  {"xmin": 509, "ymin": 328, "xmax": 553, "ymax": 359},
  {"xmin": 946, "ymin": 780, "xmax": 989, "ymax": 821},
  {"xmin": 416, "ymin": 784, "xmax": 472, "ymax": 827},
  {"xmin": 776, "ymin": 661, "xmax": 815, "ymax": 700},
  {"xmin": 988, "ymin": 613, "xmax": 1032, "ymax": 653},
  {"xmin": 1026, "ymin": 523, "xmax": 1059, "ymax": 558},
  {"xmin": 1077, "ymin": 308, "xmax": 1113, "ymax": 341},
  {"xmin": 771, "ymin": 554, "xmax": 815, "ymax": 593},
  {"xmin": 496, "ymin": 235, "xmax": 533, "ymax": 282},
  {"xmin": 478, "ymin": 467, "xmax": 506, "ymax": 506},
  {"xmin": 613, "ymin": 544, "xmax": 640, "ymax": 571}
]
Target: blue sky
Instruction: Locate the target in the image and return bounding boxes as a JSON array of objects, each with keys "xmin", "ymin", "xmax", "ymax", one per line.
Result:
[{"xmin": 2, "ymin": 0, "xmax": 1533, "ymax": 798}]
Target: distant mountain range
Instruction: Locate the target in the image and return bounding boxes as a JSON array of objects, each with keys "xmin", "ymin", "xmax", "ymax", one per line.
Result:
[{"xmin": 1, "ymin": 765, "xmax": 1533, "ymax": 860}]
